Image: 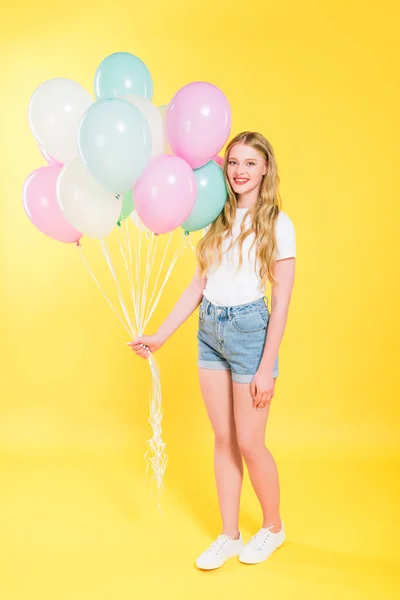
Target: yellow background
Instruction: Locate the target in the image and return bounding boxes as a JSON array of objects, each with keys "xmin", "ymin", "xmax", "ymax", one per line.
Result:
[{"xmin": 1, "ymin": 1, "xmax": 399, "ymax": 598}]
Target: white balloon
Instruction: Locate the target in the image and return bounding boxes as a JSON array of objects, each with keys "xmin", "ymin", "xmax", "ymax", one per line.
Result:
[
  {"xmin": 56, "ymin": 156, "xmax": 122, "ymax": 239},
  {"xmin": 123, "ymin": 94, "xmax": 164, "ymax": 156},
  {"xmin": 158, "ymin": 104, "xmax": 172, "ymax": 154},
  {"xmin": 28, "ymin": 78, "xmax": 93, "ymax": 164},
  {"xmin": 130, "ymin": 208, "xmax": 150, "ymax": 233}
]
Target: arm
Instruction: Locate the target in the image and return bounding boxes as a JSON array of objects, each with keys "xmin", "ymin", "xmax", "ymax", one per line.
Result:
[
  {"xmin": 251, "ymin": 257, "xmax": 296, "ymax": 408},
  {"xmin": 157, "ymin": 265, "xmax": 207, "ymax": 342},
  {"xmin": 127, "ymin": 264, "xmax": 207, "ymax": 358},
  {"xmin": 259, "ymin": 257, "xmax": 296, "ymax": 372}
]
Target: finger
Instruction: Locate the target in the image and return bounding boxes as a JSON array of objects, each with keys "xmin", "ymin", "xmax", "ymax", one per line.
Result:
[
  {"xmin": 134, "ymin": 343, "xmax": 149, "ymax": 352},
  {"xmin": 250, "ymin": 381, "xmax": 256, "ymax": 399},
  {"xmin": 136, "ymin": 348, "xmax": 148, "ymax": 358},
  {"xmin": 256, "ymin": 394, "xmax": 268, "ymax": 411},
  {"xmin": 262, "ymin": 392, "xmax": 270, "ymax": 405},
  {"xmin": 253, "ymin": 397, "xmax": 261, "ymax": 408},
  {"xmin": 128, "ymin": 342, "xmax": 145, "ymax": 350},
  {"xmin": 133, "ymin": 345, "xmax": 147, "ymax": 353}
]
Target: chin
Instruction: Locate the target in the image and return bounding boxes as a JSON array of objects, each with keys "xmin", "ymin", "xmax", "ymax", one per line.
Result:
[{"xmin": 231, "ymin": 183, "xmax": 250, "ymax": 194}]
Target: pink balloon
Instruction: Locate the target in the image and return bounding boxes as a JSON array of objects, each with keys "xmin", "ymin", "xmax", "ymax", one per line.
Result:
[
  {"xmin": 166, "ymin": 82, "xmax": 231, "ymax": 169},
  {"xmin": 38, "ymin": 145, "xmax": 63, "ymax": 168},
  {"xmin": 134, "ymin": 155, "xmax": 197, "ymax": 234},
  {"xmin": 213, "ymin": 155, "xmax": 224, "ymax": 168},
  {"xmin": 22, "ymin": 166, "xmax": 82, "ymax": 243}
]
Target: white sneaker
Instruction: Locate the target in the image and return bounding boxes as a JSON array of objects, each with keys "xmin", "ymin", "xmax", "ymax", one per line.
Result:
[
  {"xmin": 238, "ymin": 522, "xmax": 285, "ymax": 564},
  {"xmin": 196, "ymin": 532, "xmax": 244, "ymax": 570}
]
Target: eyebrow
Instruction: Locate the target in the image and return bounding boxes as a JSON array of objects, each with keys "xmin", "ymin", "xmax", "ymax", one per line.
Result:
[{"xmin": 229, "ymin": 157, "xmax": 258, "ymax": 161}]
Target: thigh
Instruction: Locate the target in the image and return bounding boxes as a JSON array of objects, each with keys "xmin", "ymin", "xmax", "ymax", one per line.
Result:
[
  {"xmin": 198, "ymin": 367, "xmax": 236, "ymax": 442},
  {"xmin": 232, "ymin": 381, "xmax": 273, "ymax": 452}
]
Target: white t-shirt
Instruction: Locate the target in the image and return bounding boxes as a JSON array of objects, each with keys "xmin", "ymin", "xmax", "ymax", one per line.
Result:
[{"xmin": 201, "ymin": 209, "xmax": 296, "ymax": 306}]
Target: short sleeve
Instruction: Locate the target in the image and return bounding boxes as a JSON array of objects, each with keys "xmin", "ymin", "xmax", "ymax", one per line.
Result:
[{"xmin": 275, "ymin": 211, "xmax": 296, "ymax": 260}]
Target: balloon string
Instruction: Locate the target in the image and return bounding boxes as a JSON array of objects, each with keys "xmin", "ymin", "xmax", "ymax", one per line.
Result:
[
  {"xmin": 140, "ymin": 231, "xmax": 156, "ymax": 331},
  {"xmin": 100, "ymin": 240, "xmax": 136, "ymax": 337},
  {"xmin": 137, "ymin": 230, "xmax": 189, "ymax": 512},
  {"xmin": 135, "ymin": 222, "xmax": 142, "ymax": 328},
  {"xmin": 143, "ymin": 235, "xmax": 189, "ymax": 332},
  {"xmin": 124, "ymin": 219, "xmax": 137, "ymax": 327},
  {"xmin": 116, "ymin": 225, "xmax": 140, "ymax": 335},
  {"xmin": 77, "ymin": 244, "xmax": 132, "ymax": 337},
  {"xmin": 144, "ymin": 352, "xmax": 168, "ymax": 514},
  {"xmin": 78, "ymin": 226, "xmax": 191, "ymax": 515},
  {"xmin": 116, "ymin": 225, "xmax": 134, "ymax": 295},
  {"xmin": 143, "ymin": 232, "xmax": 173, "ymax": 328},
  {"xmin": 101, "ymin": 229, "xmax": 167, "ymax": 514},
  {"xmin": 125, "ymin": 218, "xmax": 143, "ymax": 335}
]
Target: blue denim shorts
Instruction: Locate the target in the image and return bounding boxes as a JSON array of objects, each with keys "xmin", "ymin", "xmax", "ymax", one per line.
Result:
[{"xmin": 197, "ymin": 296, "xmax": 279, "ymax": 383}]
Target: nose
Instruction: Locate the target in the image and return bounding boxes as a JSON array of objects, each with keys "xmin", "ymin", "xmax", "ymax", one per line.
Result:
[{"xmin": 235, "ymin": 164, "xmax": 247, "ymax": 176}]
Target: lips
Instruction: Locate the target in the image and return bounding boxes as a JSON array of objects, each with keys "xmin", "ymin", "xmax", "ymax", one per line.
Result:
[{"xmin": 234, "ymin": 178, "xmax": 249, "ymax": 185}]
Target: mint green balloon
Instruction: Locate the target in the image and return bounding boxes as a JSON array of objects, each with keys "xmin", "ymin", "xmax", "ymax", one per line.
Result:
[
  {"xmin": 78, "ymin": 98, "xmax": 152, "ymax": 194},
  {"xmin": 94, "ymin": 52, "xmax": 153, "ymax": 100},
  {"xmin": 118, "ymin": 189, "xmax": 134, "ymax": 223},
  {"xmin": 180, "ymin": 160, "xmax": 227, "ymax": 233}
]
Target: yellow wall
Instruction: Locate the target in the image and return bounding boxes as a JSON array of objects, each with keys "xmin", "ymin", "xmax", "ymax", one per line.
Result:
[{"xmin": 0, "ymin": 1, "xmax": 399, "ymax": 598}]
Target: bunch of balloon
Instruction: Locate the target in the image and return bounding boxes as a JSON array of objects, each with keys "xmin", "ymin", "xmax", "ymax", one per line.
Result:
[{"xmin": 23, "ymin": 51, "xmax": 231, "ymax": 512}]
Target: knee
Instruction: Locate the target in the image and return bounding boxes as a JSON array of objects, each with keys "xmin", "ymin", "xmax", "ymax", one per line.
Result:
[
  {"xmin": 237, "ymin": 437, "xmax": 263, "ymax": 460},
  {"xmin": 214, "ymin": 432, "xmax": 238, "ymax": 451}
]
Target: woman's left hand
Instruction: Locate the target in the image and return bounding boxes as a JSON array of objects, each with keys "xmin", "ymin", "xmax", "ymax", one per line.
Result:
[{"xmin": 250, "ymin": 369, "xmax": 276, "ymax": 410}]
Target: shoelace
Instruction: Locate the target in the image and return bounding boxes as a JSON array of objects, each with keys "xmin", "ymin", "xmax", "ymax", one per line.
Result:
[
  {"xmin": 246, "ymin": 525, "xmax": 275, "ymax": 551},
  {"xmin": 205, "ymin": 534, "xmax": 231, "ymax": 555}
]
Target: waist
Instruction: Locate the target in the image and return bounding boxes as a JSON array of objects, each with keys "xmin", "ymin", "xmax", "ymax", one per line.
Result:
[{"xmin": 200, "ymin": 295, "xmax": 268, "ymax": 319}]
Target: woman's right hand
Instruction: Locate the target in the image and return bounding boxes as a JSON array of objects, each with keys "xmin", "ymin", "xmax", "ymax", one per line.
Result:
[{"xmin": 126, "ymin": 333, "xmax": 165, "ymax": 359}]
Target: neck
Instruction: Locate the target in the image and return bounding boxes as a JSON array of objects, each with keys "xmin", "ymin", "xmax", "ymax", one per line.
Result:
[{"xmin": 236, "ymin": 188, "xmax": 259, "ymax": 209}]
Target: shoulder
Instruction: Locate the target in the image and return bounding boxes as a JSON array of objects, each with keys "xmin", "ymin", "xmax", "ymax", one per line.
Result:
[{"xmin": 275, "ymin": 210, "xmax": 295, "ymax": 235}]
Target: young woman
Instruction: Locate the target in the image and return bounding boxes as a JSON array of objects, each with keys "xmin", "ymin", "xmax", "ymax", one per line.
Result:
[{"xmin": 128, "ymin": 131, "xmax": 296, "ymax": 570}]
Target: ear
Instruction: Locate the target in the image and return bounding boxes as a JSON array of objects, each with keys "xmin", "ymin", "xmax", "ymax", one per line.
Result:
[{"xmin": 262, "ymin": 160, "xmax": 268, "ymax": 177}]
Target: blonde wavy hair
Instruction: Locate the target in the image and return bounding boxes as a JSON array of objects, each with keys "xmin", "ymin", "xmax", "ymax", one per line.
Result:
[{"xmin": 196, "ymin": 131, "xmax": 282, "ymax": 289}]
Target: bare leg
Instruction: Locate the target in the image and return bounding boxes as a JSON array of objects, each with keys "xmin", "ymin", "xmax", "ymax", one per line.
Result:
[
  {"xmin": 198, "ymin": 368, "xmax": 243, "ymax": 538},
  {"xmin": 232, "ymin": 380, "xmax": 282, "ymax": 532}
]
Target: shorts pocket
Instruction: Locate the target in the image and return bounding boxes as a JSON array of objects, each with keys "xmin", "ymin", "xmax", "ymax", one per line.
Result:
[
  {"xmin": 231, "ymin": 310, "xmax": 267, "ymax": 333},
  {"xmin": 260, "ymin": 310, "xmax": 270, "ymax": 326}
]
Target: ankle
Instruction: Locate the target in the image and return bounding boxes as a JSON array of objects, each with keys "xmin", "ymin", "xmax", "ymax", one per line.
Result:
[
  {"xmin": 261, "ymin": 519, "xmax": 282, "ymax": 533},
  {"xmin": 222, "ymin": 529, "xmax": 240, "ymax": 540}
]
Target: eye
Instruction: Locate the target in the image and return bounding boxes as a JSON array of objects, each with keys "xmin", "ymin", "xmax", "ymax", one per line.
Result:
[
  {"xmin": 247, "ymin": 161, "xmax": 256, "ymax": 166},
  {"xmin": 228, "ymin": 160, "xmax": 236, "ymax": 166}
]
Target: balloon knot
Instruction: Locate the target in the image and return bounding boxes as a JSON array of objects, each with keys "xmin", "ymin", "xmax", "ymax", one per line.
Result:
[
  {"xmin": 184, "ymin": 231, "xmax": 189, "ymax": 236},
  {"xmin": 76, "ymin": 240, "xmax": 81, "ymax": 247},
  {"xmin": 117, "ymin": 221, "xmax": 121, "ymax": 227}
]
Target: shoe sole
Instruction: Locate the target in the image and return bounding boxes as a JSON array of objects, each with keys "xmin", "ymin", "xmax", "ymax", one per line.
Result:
[{"xmin": 196, "ymin": 548, "xmax": 244, "ymax": 570}]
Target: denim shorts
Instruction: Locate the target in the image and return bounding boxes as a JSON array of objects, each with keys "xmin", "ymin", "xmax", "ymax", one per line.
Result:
[{"xmin": 197, "ymin": 296, "xmax": 279, "ymax": 383}]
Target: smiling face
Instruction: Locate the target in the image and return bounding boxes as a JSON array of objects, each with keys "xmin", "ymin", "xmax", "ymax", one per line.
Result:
[{"xmin": 226, "ymin": 143, "xmax": 268, "ymax": 196}]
